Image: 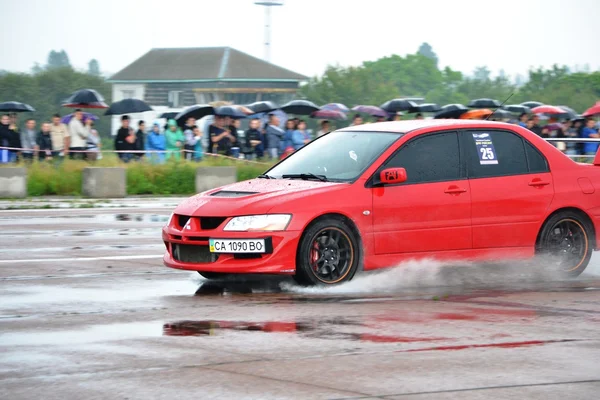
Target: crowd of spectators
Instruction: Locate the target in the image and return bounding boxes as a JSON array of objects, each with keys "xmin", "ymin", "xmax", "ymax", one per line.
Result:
[{"xmin": 1, "ymin": 109, "xmax": 599, "ymax": 164}]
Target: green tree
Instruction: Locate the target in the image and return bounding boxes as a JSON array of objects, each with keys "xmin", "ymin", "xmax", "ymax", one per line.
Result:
[
  {"xmin": 417, "ymin": 42, "xmax": 438, "ymax": 66},
  {"xmin": 88, "ymin": 59, "xmax": 101, "ymax": 76},
  {"xmin": 0, "ymin": 67, "xmax": 112, "ymax": 137},
  {"xmin": 46, "ymin": 50, "xmax": 71, "ymax": 70}
]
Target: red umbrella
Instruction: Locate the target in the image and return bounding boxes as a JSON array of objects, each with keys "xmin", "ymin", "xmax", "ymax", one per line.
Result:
[
  {"xmin": 582, "ymin": 102, "xmax": 600, "ymax": 117},
  {"xmin": 531, "ymin": 105, "xmax": 566, "ymax": 115},
  {"xmin": 310, "ymin": 109, "xmax": 347, "ymax": 120}
]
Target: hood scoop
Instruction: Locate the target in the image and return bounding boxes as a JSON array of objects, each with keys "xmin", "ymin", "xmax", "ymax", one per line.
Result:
[{"xmin": 210, "ymin": 190, "xmax": 260, "ymax": 198}]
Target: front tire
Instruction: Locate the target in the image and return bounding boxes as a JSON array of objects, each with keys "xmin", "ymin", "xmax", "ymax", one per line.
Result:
[
  {"xmin": 294, "ymin": 217, "xmax": 360, "ymax": 286},
  {"xmin": 537, "ymin": 211, "xmax": 594, "ymax": 276}
]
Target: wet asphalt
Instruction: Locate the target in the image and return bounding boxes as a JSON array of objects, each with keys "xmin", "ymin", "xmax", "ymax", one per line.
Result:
[{"xmin": 0, "ymin": 198, "xmax": 599, "ymax": 399}]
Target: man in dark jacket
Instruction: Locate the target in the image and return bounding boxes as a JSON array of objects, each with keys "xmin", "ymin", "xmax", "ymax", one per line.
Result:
[
  {"xmin": 115, "ymin": 115, "xmax": 134, "ymax": 162},
  {"xmin": 37, "ymin": 122, "xmax": 54, "ymax": 160},
  {"xmin": 135, "ymin": 120, "xmax": 145, "ymax": 159},
  {"xmin": 242, "ymin": 118, "xmax": 262, "ymax": 160},
  {"xmin": 0, "ymin": 114, "xmax": 11, "ymax": 163}
]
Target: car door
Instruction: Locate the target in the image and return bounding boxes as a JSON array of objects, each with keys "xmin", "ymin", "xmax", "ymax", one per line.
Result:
[
  {"xmin": 371, "ymin": 131, "xmax": 472, "ymax": 255},
  {"xmin": 462, "ymin": 129, "xmax": 554, "ymax": 249}
]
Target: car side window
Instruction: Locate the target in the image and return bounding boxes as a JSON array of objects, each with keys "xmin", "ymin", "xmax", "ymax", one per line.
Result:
[
  {"xmin": 465, "ymin": 130, "xmax": 529, "ymax": 178},
  {"xmin": 383, "ymin": 131, "xmax": 460, "ymax": 184},
  {"xmin": 524, "ymin": 140, "xmax": 549, "ymax": 173}
]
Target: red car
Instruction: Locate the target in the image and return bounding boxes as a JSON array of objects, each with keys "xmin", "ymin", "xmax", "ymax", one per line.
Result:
[{"xmin": 163, "ymin": 120, "xmax": 600, "ymax": 285}]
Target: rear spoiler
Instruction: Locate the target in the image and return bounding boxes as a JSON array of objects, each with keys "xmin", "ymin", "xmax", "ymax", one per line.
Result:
[{"xmin": 594, "ymin": 151, "xmax": 600, "ymax": 166}]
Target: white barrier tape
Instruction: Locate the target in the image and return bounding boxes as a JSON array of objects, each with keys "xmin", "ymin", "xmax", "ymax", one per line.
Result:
[{"xmin": 0, "ymin": 146, "xmax": 271, "ymax": 165}]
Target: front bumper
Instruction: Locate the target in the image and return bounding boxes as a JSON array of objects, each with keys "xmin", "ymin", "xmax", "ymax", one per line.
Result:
[{"xmin": 162, "ymin": 226, "xmax": 302, "ymax": 274}]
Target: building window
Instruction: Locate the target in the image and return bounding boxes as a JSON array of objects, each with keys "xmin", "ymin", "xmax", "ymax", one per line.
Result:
[
  {"xmin": 121, "ymin": 90, "xmax": 135, "ymax": 99},
  {"xmin": 168, "ymin": 91, "xmax": 183, "ymax": 108}
]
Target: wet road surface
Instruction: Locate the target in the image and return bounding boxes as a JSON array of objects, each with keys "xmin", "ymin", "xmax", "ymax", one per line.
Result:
[{"xmin": 1, "ymin": 199, "xmax": 599, "ymax": 399}]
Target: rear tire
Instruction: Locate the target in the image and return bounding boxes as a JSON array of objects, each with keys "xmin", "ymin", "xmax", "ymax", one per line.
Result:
[
  {"xmin": 537, "ymin": 211, "xmax": 594, "ymax": 277},
  {"xmin": 293, "ymin": 217, "xmax": 360, "ymax": 286},
  {"xmin": 197, "ymin": 272, "xmax": 231, "ymax": 280}
]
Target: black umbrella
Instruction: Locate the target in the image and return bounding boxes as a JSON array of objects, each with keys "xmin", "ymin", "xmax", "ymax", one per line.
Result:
[
  {"xmin": 104, "ymin": 98, "xmax": 152, "ymax": 116},
  {"xmin": 160, "ymin": 111, "xmax": 179, "ymax": 119},
  {"xmin": 214, "ymin": 106, "xmax": 247, "ymax": 119},
  {"xmin": 247, "ymin": 101, "xmax": 279, "ymax": 114},
  {"xmin": 434, "ymin": 104, "xmax": 469, "ymax": 119},
  {"xmin": 488, "ymin": 109, "xmax": 513, "ymax": 120},
  {"xmin": 502, "ymin": 104, "xmax": 530, "ymax": 114},
  {"xmin": 555, "ymin": 105, "xmax": 577, "ymax": 120},
  {"xmin": 175, "ymin": 104, "xmax": 215, "ymax": 125},
  {"xmin": 521, "ymin": 101, "xmax": 544, "ymax": 109},
  {"xmin": 403, "ymin": 97, "xmax": 425, "ymax": 104},
  {"xmin": 62, "ymin": 88, "xmax": 108, "ymax": 108},
  {"xmin": 281, "ymin": 100, "xmax": 320, "ymax": 115},
  {"xmin": 0, "ymin": 101, "xmax": 35, "ymax": 113},
  {"xmin": 468, "ymin": 98, "xmax": 501, "ymax": 108},
  {"xmin": 408, "ymin": 103, "xmax": 442, "ymax": 113},
  {"xmin": 380, "ymin": 99, "xmax": 418, "ymax": 112}
]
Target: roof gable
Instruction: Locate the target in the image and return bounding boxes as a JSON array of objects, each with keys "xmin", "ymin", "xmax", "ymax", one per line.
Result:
[{"xmin": 109, "ymin": 47, "xmax": 307, "ymax": 82}]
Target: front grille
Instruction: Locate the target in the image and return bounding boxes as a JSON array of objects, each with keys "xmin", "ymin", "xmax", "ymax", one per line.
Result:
[
  {"xmin": 201, "ymin": 217, "xmax": 226, "ymax": 230},
  {"xmin": 172, "ymin": 244, "xmax": 218, "ymax": 263},
  {"xmin": 177, "ymin": 215, "xmax": 190, "ymax": 228}
]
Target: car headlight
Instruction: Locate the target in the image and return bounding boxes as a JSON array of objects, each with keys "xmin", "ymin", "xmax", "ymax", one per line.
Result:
[{"xmin": 223, "ymin": 214, "xmax": 291, "ymax": 231}]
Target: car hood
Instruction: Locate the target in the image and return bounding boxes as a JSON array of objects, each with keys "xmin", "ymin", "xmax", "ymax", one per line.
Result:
[{"xmin": 174, "ymin": 179, "xmax": 346, "ymax": 216}]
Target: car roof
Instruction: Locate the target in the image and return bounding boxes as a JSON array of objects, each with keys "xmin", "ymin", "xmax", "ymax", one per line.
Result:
[{"xmin": 338, "ymin": 119, "xmax": 515, "ymax": 134}]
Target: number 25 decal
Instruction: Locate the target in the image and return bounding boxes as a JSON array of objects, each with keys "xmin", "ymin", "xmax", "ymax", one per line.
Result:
[{"xmin": 480, "ymin": 148, "xmax": 495, "ymax": 160}]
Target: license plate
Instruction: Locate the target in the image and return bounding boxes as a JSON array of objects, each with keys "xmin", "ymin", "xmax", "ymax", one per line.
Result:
[{"xmin": 209, "ymin": 238, "xmax": 266, "ymax": 253}]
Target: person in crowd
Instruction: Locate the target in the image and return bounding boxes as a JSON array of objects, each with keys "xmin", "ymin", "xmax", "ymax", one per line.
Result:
[
  {"xmin": 242, "ymin": 118, "xmax": 262, "ymax": 160},
  {"xmin": 350, "ymin": 114, "xmax": 363, "ymax": 126},
  {"xmin": 316, "ymin": 120, "xmax": 330, "ymax": 138},
  {"xmin": 165, "ymin": 119, "xmax": 184, "ymax": 160},
  {"xmin": 20, "ymin": 118, "xmax": 38, "ymax": 161},
  {"xmin": 50, "ymin": 114, "xmax": 69, "ymax": 159},
  {"xmin": 563, "ymin": 120, "xmax": 579, "ymax": 156},
  {"xmin": 183, "ymin": 122, "xmax": 201, "ymax": 161},
  {"xmin": 265, "ymin": 113, "xmax": 284, "ymax": 159},
  {"xmin": 573, "ymin": 119, "xmax": 585, "ymax": 154},
  {"xmin": 227, "ymin": 118, "xmax": 241, "ymax": 157},
  {"xmin": 281, "ymin": 119, "xmax": 296, "ymax": 153},
  {"xmin": 146, "ymin": 121, "xmax": 166, "ymax": 164},
  {"xmin": 36, "ymin": 122, "xmax": 53, "ymax": 161},
  {"xmin": 0, "ymin": 114, "xmax": 14, "ymax": 163},
  {"xmin": 529, "ymin": 114, "xmax": 543, "ymax": 136},
  {"xmin": 7, "ymin": 115, "xmax": 21, "ymax": 162},
  {"xmin": 192, "ymin": 126, "xmax": 203, "ymax": 161},
  {"xmin": 182, "ymin": 117, "xmax": 196, "ymax": 160},
  {"xmin": 209, "ymin": 116, "xmax": 236, "ymax": 155},
  {"xmin": 68, "ymin": 109, "xmax": 91, "ymax": 160},
  {"xmin": 582, "ymin": 118, "xmax": 600, "ymax": 156},
  {"xmin": 292, "ymin": 120, "xmax": 311, "ymax": 150},
  {"xmin": 415, "ymin": 113, "xmax": 424, "ymax": 120},
  {"xmin": 115, "ymin": 115, "xmax": 133, "ymax": 162},
  {"xmin": 135, "ymin": 120, "xmax": 146, "ymax": 160},
  {"xmin": 517, "ymin": 113, "xmax": 528, "ymax": 128},
  {"xmin": 86, "ymin": 120, "xmax": 101, "ymax": 161}
]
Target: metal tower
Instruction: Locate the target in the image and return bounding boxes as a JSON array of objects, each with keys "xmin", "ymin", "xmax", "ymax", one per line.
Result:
[{"xmin": 254, "ymin": 1, "xmax": 283, "ymax": 62}]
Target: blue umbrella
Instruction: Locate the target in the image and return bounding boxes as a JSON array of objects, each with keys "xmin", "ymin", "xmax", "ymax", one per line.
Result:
[
  {"xmin": 61, "ymin": 112, "xmax": 99, "ymax": 124},
  {"xmin": 321, "ymin": 103, "xmax": 349, "ymax": 113}
]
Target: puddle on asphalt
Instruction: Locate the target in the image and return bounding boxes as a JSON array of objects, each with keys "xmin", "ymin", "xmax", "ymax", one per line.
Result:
[{"xmin": 0, "ymin": 213, "xmax": 170, "ymax": 223}]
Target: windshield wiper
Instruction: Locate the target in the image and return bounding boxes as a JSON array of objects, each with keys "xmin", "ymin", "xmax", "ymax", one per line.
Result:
[
  {"xmin": 257, "ymin": 174, "xmax": 275, "ymax": 179},
  {"xmin": 282, "ymin": 173, "xmax": 328, "ymax": 182}
]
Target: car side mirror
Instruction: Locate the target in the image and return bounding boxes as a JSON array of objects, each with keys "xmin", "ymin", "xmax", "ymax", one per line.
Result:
[{"xmin": 378, "ymin": 168, "xmax": 407, "ymax": 185}]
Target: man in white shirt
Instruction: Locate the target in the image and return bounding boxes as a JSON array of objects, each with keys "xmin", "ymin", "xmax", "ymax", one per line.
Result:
[{"xmin": 68, "ymin": 109, "xmax": 91, "ymax": 159}]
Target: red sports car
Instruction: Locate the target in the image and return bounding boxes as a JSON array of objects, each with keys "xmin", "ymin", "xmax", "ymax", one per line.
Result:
[{"xmin": 163, "ymin": 120, "xmax": 600, "ymax": 285}]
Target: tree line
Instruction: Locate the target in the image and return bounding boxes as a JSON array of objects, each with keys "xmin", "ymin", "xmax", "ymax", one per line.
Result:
[
  {"xmin": 0, "ymin": 50, "xmax": 112, "ymax": 137},
  {"xmin": 300, "ymin": 43, "xmax": 600, "ymax": 113}
]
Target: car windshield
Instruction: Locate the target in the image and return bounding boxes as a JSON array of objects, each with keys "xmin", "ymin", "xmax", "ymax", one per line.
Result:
[{"xmin": 266, "ymin": 131, "xmax": 402, "ymax": 182}]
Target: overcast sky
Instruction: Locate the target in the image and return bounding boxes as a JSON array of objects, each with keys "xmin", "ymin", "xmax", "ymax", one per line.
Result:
[{"xmin": 1, "ymin": 0, "xmax": 599, "ymax": 80}]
